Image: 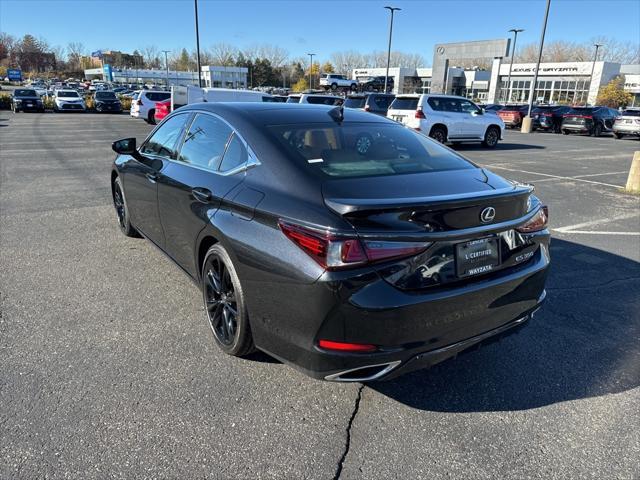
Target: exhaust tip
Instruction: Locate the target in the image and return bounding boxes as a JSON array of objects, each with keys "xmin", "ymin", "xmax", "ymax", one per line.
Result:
[{"xmin": 325, "ymin": 361, "xmax": 401, "ymax": 382}]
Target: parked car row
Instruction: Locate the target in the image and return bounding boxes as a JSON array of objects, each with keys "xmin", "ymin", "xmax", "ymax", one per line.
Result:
[{"xmin": 319, "ymin": 74, "xmax": 394, "ymax": 93}]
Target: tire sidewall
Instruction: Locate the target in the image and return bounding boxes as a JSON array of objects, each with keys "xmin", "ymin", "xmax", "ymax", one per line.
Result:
[
  {"xmin": 113, "ymin": 177, "xmax": 134, "ymax": 236},
  {"xmin": 202, "ymin": 244, "xmax": 251, "ymax": 355},
  {"xmin": 430, "ymin": 127, "xmax": 446, "ymax": 143}
]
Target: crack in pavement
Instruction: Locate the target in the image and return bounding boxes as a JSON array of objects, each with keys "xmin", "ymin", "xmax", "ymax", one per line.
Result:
[{"xmin": 333, "ymin": 384, "xmax": 364, "ymax": 480}]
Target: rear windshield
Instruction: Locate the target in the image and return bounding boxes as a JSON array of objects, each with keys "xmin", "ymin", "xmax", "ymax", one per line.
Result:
[
  {"xmin": 286, "ymin": 96, "xmax": 300, "ymax": 103},
  {"xmin": 15, "ymin": 89, "xmax": 37, "ymax": 97},
  {"xmin": 266, "ymin": 122, "xmax": 474, "ymax": 178},
  {"xmin": 306, "ymin": 96, "xmax": 344, "ymax": 106},
  {"xmin": 344, "ymin": 97, "xmax": 366, "ymax": 108},
  {"xmin": 389, "ymin": 97, "xmax": 419, "ymax": 111},
  {"xmin": 58, "ymin": 91, "xmax": 79, "ymax": 98},
  {"xmin": 95, "ymin": 91, "xmax": 117, "ymax": 99},
  {"xmin": 622, "ymin": 109, "xmax": 640, "ymax": 116}
]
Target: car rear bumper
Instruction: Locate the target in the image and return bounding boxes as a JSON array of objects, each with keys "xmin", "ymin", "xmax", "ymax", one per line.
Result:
[
  {"xmin": 252, "ymin": 240, "xmax": 550, "ymax": 381},
  {"xmin": 613, "ymin": 125, "xmax": 640, "ymax": 135},
  {"xmin": 562, "ymin": 124, "xmax": 590, "ymax": 132}
]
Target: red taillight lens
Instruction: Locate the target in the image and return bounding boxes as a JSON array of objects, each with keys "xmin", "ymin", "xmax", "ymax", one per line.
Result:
[
  {"xmin": 278, "ymin": 221, "xmax": 430, "ymax": 270},
  {"xmin": 516, "ymin": 206, "xmax": 549, "ymax": 233},
  {"xmin": 415, "ymin": 108, "xmax": 426, "ymax": 119},
  {"xmin": 318, "ymin": 339, "xmax": 377, "ymax": 352}
]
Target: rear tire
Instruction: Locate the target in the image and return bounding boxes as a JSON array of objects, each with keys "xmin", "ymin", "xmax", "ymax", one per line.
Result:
[
  {"xmin": 482, "ymin": 126, "xmax": 500, "ymax": 148},
  {"xmin": 614, "ymin": 132, "xmax": 623, "ymax": 139},
  {"xmin": 429, "ymin": 126, "xmax": 447, "ymax": 144},
  {"xmin": 147, "ymin": 109, "xmax": 156, "ymax": 125},
  {"xmin": 202, "ymin": 244, "xmax": 255, "ymax": 357},
  {"xmin": 562, "ymin": 129, "xmax": 570, "ymax": 135},
  {"xmin": 350, "ymin": 83, "xmax": 357, "ymax": 91}
]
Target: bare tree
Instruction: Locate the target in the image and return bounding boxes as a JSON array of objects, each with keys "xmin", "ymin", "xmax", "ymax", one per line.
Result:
[
  {"xmin": 330, "ymin": 50, "xmax": 367, "ymax": 74},
  {"xmin": 255, "ymin": 43, "xmax": 289, "ymax": 68},
  {"xmin": 0, "ymin": 32, "xmax": 16, "ymax": 62},
  {"xmin": 141, "ymin": 45, "xmax": 161, "ymax": 68},
  {"xmin": 67, "ymin": 41, "xmax": 86, "ymax": 69},
  {"xmin": 208, "ymin": 42, "xmax": 237, "ymax": 66}
]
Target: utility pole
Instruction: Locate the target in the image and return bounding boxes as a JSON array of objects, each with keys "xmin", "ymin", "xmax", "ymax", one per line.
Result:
[
  {"xmin": 307, "ymin": 53, "xmax": 315, "ymax": 90},
  {"xmin": 194, "ymin": 0, "xmax": 202, "ymax": 87},
  {"xmin": 506, "ymin": 28, "xmax": 524, "ymax": 103},
  {"xmin": 162, "ymin": 50, "xmax": 170, "ymax": 88},
  {"xmin": 383, "ymin": 6, "xmax": 401, "ymax": 93},
  {"xmin": 588, "ymin": 43, "xmax": 603, "ymax": 105},
  {"xmin": 522, "ymin": 0, "xmax": 551, "ymax": 132}
]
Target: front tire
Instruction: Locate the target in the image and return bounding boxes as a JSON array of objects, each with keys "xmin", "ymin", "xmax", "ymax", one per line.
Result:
[
  {"xmin": 202, "ymin": 244, "xmax": 254, "ymax": 357},
  {"xmin": 614, "ymin": 132, "xmax": 623, "ymax": 139},
  {"xmin": 482, "ymin": 126, "xmax": 500, "ymax": 148},
  {"xmin": 112, "ymin": 176, "xmax": 140, "ymax": 238},
  {"xmin": 330, "ymin": 83, "xmax": 338, "ymax": 91}
]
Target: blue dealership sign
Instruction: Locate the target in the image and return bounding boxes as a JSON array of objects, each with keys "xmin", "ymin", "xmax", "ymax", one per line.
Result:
[
  {"xmin": 7, "ymin": 69, "xmax": 22, "ymax": 81},
  {"xmin": 91, "ymin": 50, "xmax": 103, "ymax": 58},
  {"xmin": 102, "ymin": 64, "xmax": 113, "ymax": 82}
]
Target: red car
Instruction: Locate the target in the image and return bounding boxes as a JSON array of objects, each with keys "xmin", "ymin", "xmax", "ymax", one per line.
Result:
[
  {"xmin": 154, "ymin": 99, "xmax": 171, "ymax": 124},
  {"xmin": 497, "ymin": 105, "xmax": 529, "ymax": 128}
]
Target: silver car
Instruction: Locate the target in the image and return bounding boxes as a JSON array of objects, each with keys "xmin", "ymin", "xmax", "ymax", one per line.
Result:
[{"xmin": 613, "ymin": 108, "xmax": 640, "ymax": 139}]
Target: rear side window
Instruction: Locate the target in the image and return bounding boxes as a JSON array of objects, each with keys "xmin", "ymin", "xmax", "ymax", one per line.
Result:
[
  {"xmin": 178, "ymin": 113, "xmax": 233, "ymax": 170},
  {"xmin": 146, "ymin": 92, "xmax": 170, "ymax": 102},
  {"xmin": 219, "ymin": 134, "xmax": 248, "ymax": 172},
  {"xmin": 141, "ymin": 113, "xmax": 189, "ymax": 159},
  {"xmin": 267, "ymin": 122, "xmax": 474, "ymax": 178},
  {"xmin": 427, "ymin": 98, "xmax": 459, "ymax": 112},
  {"xmin": 390, "ymin": 97, "xmax": 418, "ymax": 110}
]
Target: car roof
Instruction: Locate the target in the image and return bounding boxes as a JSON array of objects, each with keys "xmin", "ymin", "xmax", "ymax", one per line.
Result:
[{"xmin": 180, "ymin": 102, "xmax": 394, "ymax": 126}]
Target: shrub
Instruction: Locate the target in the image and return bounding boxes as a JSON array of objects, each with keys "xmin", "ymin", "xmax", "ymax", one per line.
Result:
[
  {"xmin": 0, "ymin": 93, "xmax": 11, "ymax": 110},
  {"xmin": 43, "ymin": 96, "xmax": 55, "ymax": 110},
  {"xmin": 119, "ymin": 95, "xmax": 132, "ymax": 111}
]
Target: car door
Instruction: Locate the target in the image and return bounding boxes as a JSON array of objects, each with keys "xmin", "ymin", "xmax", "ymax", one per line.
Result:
[
  {"xmin": 427, "ymin": 97, "xmax": 463, "ymax": 138},
  {"xmin": 457, "ymin": 99, "xmax": 486, "ymax": 137},
  {"xmin": 123, "ymin": 112, "xmax": 191, "ymax": 247},
  {"xmin": 157, "ymin": 112, "xmax": 250, "ymax": 277}
]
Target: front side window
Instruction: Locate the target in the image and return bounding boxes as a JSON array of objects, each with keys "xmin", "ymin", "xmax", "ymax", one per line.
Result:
[
  {"xmin": 458, "ymin": 99, "xmax": 480, "ymax": 114},
  {"xmin": 267, "ymin": 122, "xmax": 474, "ymax": 179},
  {"xmin": 141, "ymin": 113, "xmax": 189, "ymax": 159},
  {"xmin": 177, "ymin": 113, "xmax": 233, "ymax": 170}
]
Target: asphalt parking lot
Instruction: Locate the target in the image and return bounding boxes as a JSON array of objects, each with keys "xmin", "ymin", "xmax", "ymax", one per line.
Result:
[{"xmin": 1, "ymin": 112, "xmax": 639, "ymax": 479}]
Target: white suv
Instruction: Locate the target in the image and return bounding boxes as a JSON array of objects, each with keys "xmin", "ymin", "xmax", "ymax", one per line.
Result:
[
  {"xmin": 130, "ymin": 90, "xmax": 171, "ymax": 124},
  {"xmin": 319, "ymin": 74, "xmax": 357, "ymax": 91},
  {"xmin": 387, "ymin": 94, "xmax": 504, "ymax": 148}
]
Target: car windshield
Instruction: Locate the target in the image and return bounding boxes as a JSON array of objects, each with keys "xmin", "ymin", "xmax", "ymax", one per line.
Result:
[
  {"xmin": 344, "ymin": 97, "xmax": 367, "ymax": 108},
  {"xmin": 622, "ymin": 109, "xmax": 640, "ymax": 116},
  {"xmin": 58, "ymin": 91, "xmax": 79, "ymax": 98},
  {"xmin": 267, "ymin": 122, "xmax": 474, "ymax": 179},
  {"xmin": 389, "ymin": 97, "xmax": 419, "ymax": 110},
  {"xmin": 96, "ymin": 92, "xmax": 117, "ymax": 99},
  {"xmin": 15, "ymin": 89, "xmax": 37, "ymax": 97}
]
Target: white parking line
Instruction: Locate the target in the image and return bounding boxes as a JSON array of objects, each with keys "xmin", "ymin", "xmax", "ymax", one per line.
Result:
[
  {"xmin": 553, "ymin": 212, "xmax": 640, "ymax": 233},
  {"xmin": 486, "ymin": 165, "xmax": 624, "ymax": 188}
]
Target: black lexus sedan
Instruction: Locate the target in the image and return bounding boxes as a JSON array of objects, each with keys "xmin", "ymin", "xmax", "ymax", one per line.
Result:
[
  {"xmin": 94, "ymin": 90, "xmax": 122, "ymax": 113},
  {"xmin": 111, "ymin": 103, "xmax": 550, "ymax": 382},
  {"xmin": 11, "ymin": 88, "xmax": 45, "ymax": 113}
]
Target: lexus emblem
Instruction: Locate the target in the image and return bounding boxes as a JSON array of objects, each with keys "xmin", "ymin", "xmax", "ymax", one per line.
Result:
[{"xmin": 480, "ymin": 207, "xmax": 496, "ymax": 223}]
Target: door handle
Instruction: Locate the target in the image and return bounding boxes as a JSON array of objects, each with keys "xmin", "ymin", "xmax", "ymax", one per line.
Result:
[
  {"xmin": 145, "ymin": 172, "xmax": 157, "ymax": 183},
  {"xmin": 192, "ymin": 187, "xmax": 213, "ymax": 203}
]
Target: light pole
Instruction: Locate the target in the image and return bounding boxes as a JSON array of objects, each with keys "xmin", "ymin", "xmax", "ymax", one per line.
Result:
[
  {"xmin": 194, "ymin": 0, "xmax": 202, "ymax": 87},
  {"xmin": 506, "ymin": 28, "xmax": 524, "ymax": 103},
  {"xmin": 162, "ymin": 50, "xmax": 170, "ymax": 88},
  {"xmin": 383, "ymin": 6, "xmax": 401, "ymax": 93},
  {"xmin": 307, "ymin": 53, "xmax": 315, "ymax": 90},
  {"xmin": 588, "ymin": 43, "xmax": 603, "ymax": 105},
  {"xmin": 523, "ymin": 0, "xmax": 551, "ymax": 132}
]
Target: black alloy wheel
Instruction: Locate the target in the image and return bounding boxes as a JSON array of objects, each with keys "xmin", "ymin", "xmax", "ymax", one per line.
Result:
[
  {"xmin": 482, "ymin": 126, "xmax": 500, "ymax": 148},
  {"xmin": 429, "ymin": 126, "xmax": 447, "ymax": 144},
  {"xmin": 202, "ymin": 245, "xmax": 254, "ymax": 356}
]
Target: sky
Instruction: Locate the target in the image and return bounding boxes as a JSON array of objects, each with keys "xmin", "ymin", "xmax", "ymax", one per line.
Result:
[{"xmin": 1, "ymin": 0, "xmax": 639, "ymax": 64}]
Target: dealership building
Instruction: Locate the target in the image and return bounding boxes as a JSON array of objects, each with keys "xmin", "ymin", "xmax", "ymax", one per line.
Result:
[
  {"xmin": 83, "ymin": 64, "xmax": 248, "ymax": 88},
  {"xmin": 352, "ymin": 38, "xmax": 640, "ymax": 106}
]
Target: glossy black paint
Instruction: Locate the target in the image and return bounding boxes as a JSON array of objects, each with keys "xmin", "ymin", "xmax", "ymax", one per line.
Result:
[{"xmin": 111, "ymin": 102, "xmax": 550, "ymax": 381}]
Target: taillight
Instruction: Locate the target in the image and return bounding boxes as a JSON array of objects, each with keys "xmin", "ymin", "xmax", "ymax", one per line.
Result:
[
  {"xmin": 415, "ymin": 108, "xmax": 426, "ymax": 119},
  {"xmin": 318, "ymin": 339, "xmax": 377, "ymax": 352},
  {"xmin": 364, "ymin": 105, "xmax": 370, "ymax": 111},
  {"xmin": 278, "ymin": 220, "xmax": 430, "ymax": 270},
  {"xmin": 516, "ymin": 206, "xmax": 549, "ymax": 233}
]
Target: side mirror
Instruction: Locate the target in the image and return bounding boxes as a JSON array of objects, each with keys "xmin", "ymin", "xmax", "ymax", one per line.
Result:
[{"xmin": 112, "ymin": 137, "xmax": 137, "ymax": 155}]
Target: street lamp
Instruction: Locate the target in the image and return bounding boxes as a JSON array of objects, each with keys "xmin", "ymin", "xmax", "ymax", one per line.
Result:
[
  {"xmin": 523, "ymin": 0, "xmax": 551, "ymax": 132},
  {"xmin": 162, "ymin": 50, "xmax": 170, "ymax": 88},
  {"xmin": 588, "ymin": 43, "xmax": 603, "ymax": 105},
  {"xmin": 194, "ymin": 0, "xmax": 202, "ymax": 87},
  {"xmin": 307, "ymin": 53, "xmax": 315, "ymax": 90},
  {"xmin": 506, "ymin": 28, "xmax": 524, "ymax": 103},
  {"xmin": 383, "ymin": 6, "xmax": 401, "ymax": 93}
]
